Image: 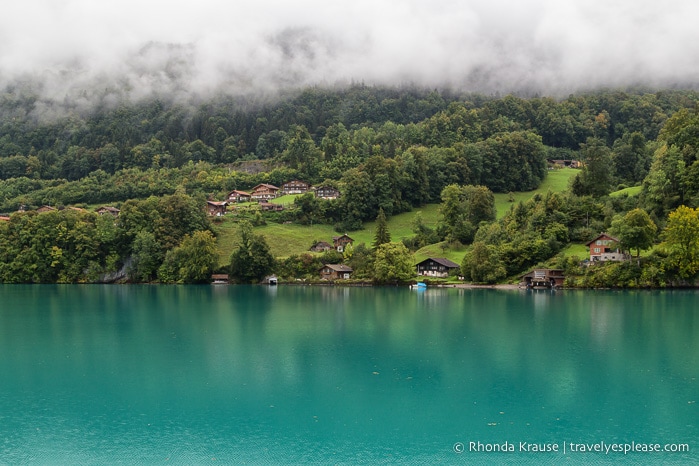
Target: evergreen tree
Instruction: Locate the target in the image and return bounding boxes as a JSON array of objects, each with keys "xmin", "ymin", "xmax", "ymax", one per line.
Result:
[{"xmin": 372, "ymin": 208, "xmax": 391, "ymax": 249}]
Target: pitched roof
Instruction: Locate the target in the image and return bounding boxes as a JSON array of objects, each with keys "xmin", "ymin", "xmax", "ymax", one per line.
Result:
[
  {"xmin": 585, "ymin": 233, "xmax": 620, "ymax": 246},
  {"xmin": 321, "ymin": 264, "xmax": 353, "ymax": 272},
  {"xmin": 252, "ymin": 183, "xmax": 279, "ymax": 190},
  {"xmin": 228, "ymin": 190, "xmax": 251, "ymax": 196},
  {"xmin": 417, "ymin": 257, "xmax": 460, "ymax": 268}
]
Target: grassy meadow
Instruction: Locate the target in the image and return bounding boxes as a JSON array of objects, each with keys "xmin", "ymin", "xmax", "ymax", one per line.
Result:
[{"xmin": 212, "ymin": 168, "xmax": 580, "ymax": 267}]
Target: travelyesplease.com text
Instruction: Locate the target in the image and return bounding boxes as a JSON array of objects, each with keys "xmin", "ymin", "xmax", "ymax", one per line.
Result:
[{"xmin": 453, "ymin": 440, "xmax": 689, "ymax": 455}]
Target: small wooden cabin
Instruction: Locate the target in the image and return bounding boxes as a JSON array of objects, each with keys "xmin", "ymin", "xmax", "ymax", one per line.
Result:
[
  {"xmin": 320, "ymin": 264, "xmax": 353, "ymax": 280},
  {"xmin": 258, "ymin": 201, "xmax": 283, "ymax": 212},
  {"xmin": 332, "ymin": 234, "xmax": 354, "ymax": 252},
  {"xmin": 96, "ymin": 206, "xmax": 121, "ymax": 217},
  {"xmin": 310, "ymin": 241, "xmax": 333, "ymax": 252},
  {"xmin": 206, "ymin": 201, "xmax": 228, "ymax": 216},
  {"xmin": 227, "ymin": 190, "xmax": 251, "ymax": 203}
]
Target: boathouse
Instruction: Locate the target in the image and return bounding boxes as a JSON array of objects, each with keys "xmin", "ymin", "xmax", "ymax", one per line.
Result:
[{"xmin": 519, "ymin": 269, "xmax": 565, "ymax": 288}]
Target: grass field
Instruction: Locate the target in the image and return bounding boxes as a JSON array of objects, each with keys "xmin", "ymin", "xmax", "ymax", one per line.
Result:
[
  {"xmin": 212, "ymin": 168, "xmax": 580, "ymax": 265},
  {"xmin": 493, "ymin": 168, "xmax": 578, "ymax": 218},
  {"xmin": 560, "ymin": 242, "xmax": 589, "ymax": 259},
  {"xmin": 609, "ymin": 185, "xmax": 642, "ymax": 197}
]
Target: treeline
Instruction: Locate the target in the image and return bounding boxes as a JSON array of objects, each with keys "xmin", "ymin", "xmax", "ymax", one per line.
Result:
[
  {"xmin": 0, "ymin": 193, "xmax": 215, "ymax": 283},
  {"xmin": 1, "ymin": 86, "xmax": 696, "ymax": 183}
]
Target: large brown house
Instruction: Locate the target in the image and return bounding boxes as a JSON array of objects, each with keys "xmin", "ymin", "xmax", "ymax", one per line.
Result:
[
  {"xmin": 586, "ymin": 233, "xmax": 629, "ymax": 262},
  {"xmin": 314, "ymin": 186, "xmax": 341, "ymax": 199},
  {"xmin": 320, "ymin": 264, "xmax": 353, "ymax": 280},
  {"xmin": 416, "ymin": 257, "xmax": 460, "ymax": 278},
  {"xmin": 281, "ymin": 180, "xmax": 310, "ymax": 195},
  {"xmin": 251, "ymin": 184, "xmax": 280, "ymax": 201}
]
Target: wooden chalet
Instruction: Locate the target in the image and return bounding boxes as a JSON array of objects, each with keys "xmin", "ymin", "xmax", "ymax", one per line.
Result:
[
  {"xmin": 227, "ymin": 190, "xmax": 251, "ymax": 203},
  {"xmin": 206, "ymin": 201, "xmax": 228, "ymax": 216},
  {"xmin": 96, "ymin": 206, "xmax": 120, "ymax": 217},
  {"xmin": 310, "ymin": 241, "xmax": 333, "ymax": 252},
  {"xmin": 258, "ymin": 201, "xmax": 284, "ymax": 212},
  {"xmin": 281, "ymin": 180, "xmax": 310, "ymax": 195},
  {"xmin": 416, "ymin": 257, "xmax": 460, "ymax": 278},
  {"xmin": 519, "ymin": 269, "xmax": 565, "ymax": 288},
  {"xmin": 586, "ymin": 233, "xmax": 630, "ymax": 262},
  {"xmin": 320, "ymin": 264, "xmax": 353, "ymax": 280},
  {"xmin": 333, "ymin": 234, "xmax": 354, "ymax": 252},
  {"xmin": 250, "ymin": 183, "xmax": 280, "ymax": 201},
  {"xmin": 36, "ymin": 205, "xmax": 56, "ymax": 213},
  {"xmin": 314, "ymin": 186, "xmax": 341, "ymax": 199}
]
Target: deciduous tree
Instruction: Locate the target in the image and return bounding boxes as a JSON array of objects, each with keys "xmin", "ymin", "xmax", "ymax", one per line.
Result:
[
  {"xmin": 611, "ymin": 208, "xmax": 657, "ymax": 264},
  {"xmin": 373, "ymin": 243, "xmax": 414, "ymax": 283},
  {"xmin": 662, "ymin": 205, "xmax": 699, "ymax": 278}
]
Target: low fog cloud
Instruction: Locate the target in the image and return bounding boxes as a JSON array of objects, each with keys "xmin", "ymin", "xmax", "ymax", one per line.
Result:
[{"xmin": 2, "ymin": 0, "xmax": 699, "ymax": 105}]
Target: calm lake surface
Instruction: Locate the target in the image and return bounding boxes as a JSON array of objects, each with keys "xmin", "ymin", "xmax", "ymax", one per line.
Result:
[{"xmin": 0, "ymin": 285, "xmax": 697, "ymax": 465}]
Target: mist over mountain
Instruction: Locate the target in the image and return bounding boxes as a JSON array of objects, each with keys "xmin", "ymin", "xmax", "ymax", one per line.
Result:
[{"xmin": 2, "ymin": 0, "xmax": 699, "ymax": 114}]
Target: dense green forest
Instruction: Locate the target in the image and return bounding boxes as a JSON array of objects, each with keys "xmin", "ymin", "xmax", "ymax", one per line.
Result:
[{"xmin": 1, "ymin": 85, "xmax": 699, "ymax": 285}]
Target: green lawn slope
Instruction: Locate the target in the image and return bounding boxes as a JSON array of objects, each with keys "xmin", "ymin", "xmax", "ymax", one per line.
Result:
[{"xmin": 212, "ymin": 168, "xmax": 579, "ymax": 267}]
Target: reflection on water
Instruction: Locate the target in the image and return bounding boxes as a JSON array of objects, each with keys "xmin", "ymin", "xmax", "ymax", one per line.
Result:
[{"xmin": 0, "ymin": 285, "xmax": 697, "ymax": 464}]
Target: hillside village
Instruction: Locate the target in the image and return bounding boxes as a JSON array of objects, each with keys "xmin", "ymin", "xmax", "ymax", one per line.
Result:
[{"xmin": 1, "ymin": 87, "xmax": 699, "ymax": 286}]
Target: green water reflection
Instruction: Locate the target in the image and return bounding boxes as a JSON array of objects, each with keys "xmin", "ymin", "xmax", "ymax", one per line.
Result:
[{"xmin": 0, "ymin": 285, "xmax": 696, "ymax": 464}]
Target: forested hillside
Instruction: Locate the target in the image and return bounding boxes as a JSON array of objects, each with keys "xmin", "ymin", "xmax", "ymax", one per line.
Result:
[{"xmin": 1, "ymin": 86, "xmax": 699, "ymax": 284}]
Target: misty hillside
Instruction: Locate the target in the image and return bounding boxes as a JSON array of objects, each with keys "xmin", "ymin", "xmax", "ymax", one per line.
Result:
[{"xmin": 2, "ymin": 86, "xmax": 697, "ymax": 182}]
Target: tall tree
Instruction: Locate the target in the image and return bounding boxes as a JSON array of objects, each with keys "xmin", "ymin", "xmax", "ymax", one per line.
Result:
[
  {"xmin": 460, "ymin": 241, "xmax": 506, "ymax": 284},
  {"xmin": 662, "ymin": 205, "xmax": 699, "ymax": 279},
  {"xmin": 373, "ymin": 243, "xmax": 414, "ymax": 284},
  {"xmin": 158, "ymin": 230, "xmax": 218, "ymax": 283},
  {"xmin": 372, "ymin": 208, "xmax": 391, "ymax": 249},
  {"xmin": 229, "ymin": 221, "xmax": 275, "ymax": 283},
  {"xmin": 571, "ymin": 137, "xmax": 613, "ymax": 197},
  {"xmin": 611, "ymin": 208, "xmax": 657, "ymax": 264}
]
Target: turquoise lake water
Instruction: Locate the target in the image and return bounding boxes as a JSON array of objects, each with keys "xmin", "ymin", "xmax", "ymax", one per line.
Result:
[{"xmin": 0, "ymin": 285, "xmax": 697, "ymax": 465}]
